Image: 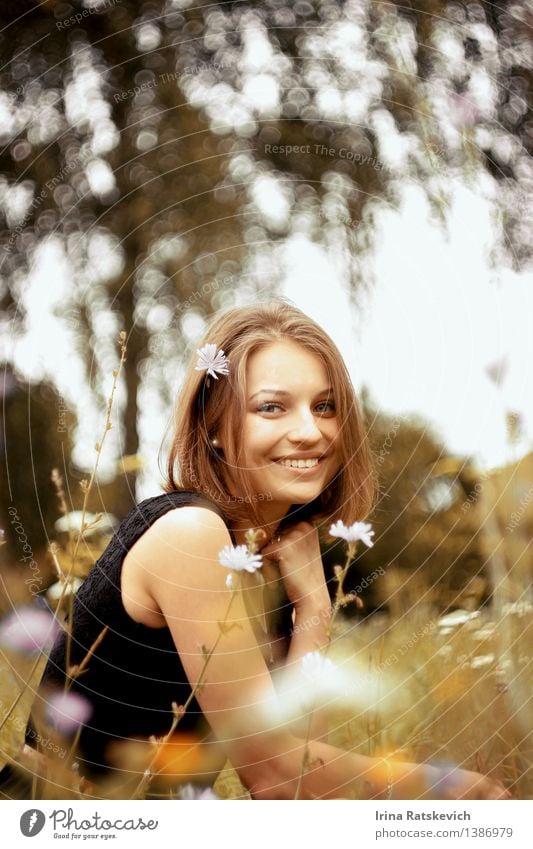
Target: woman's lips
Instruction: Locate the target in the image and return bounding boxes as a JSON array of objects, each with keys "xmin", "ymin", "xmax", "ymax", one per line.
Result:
[{"xmin": 271, "ymin": 457, "xmax": 326, "ymax": 474}]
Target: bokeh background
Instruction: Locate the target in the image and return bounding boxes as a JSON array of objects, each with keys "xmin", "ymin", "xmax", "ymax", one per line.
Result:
[{"xmin": 0, "ymin": 0, "xmax": 532, "ymax": 799}]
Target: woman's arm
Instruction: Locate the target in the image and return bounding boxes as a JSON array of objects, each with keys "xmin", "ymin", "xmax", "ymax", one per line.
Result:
[
  {"xmin": 260, "ymin": 523, "xmax": 333, "ymax": 741},
  {"xmin": 143, "ymin": 507, "xmax": 511, "ymax": 801}
]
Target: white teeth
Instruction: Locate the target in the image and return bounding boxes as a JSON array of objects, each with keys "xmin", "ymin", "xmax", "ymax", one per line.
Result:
[{"xmin": 277, "ymin": 458, "xmax": 320, "ymax": 468}]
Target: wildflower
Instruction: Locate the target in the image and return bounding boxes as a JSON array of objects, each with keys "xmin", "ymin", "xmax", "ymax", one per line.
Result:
[
  {"xmin": 194, "ymin": 344, "xmax": 229, "ymax": 380},
  {"xmin": 472, "ymin": 623, "xmax": 495, "ymax": 641},
  {"xmin": 0, "ymin": 606, "xmax": 60, "ymax": 654},
  {"xmin": 501, "ymin": 600, "xmax": 533, "ymax": 617},
  {"xmin": 289, "ymin": 651, "xmax": 350, "ymax": 712},
  {"xmin": 470, "ymin": 654, "xmax": 495, "ymax": 669},
  {"xmin": 218, "ymin": 545, "xmax": 262, "ymax": 573},
  {"xmin": 180, "ymin": 784, "xmax": 219, "ymax": 800},
  {"xmin": 437, "ymin": 609, "xmax": 479, "ymax": 629},
  {"xmin": 448, "ymin": 92, "xmax": 481, "ymax": 129},
  {"xmin": 47, "ymin": 691, "xmax": 92, "ymax": 735},
  {"xmin": 329, "ymin": 520, "xmax": 375, "ymax": 548},
  {"xmin": 300, "ymin": 651, "xmax": 336, "ymax": 684}
]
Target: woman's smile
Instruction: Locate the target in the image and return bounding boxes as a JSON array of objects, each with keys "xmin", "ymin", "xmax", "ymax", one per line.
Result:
[
  {"xmin": 234, "ymin": 339, "xmax": 342, "ymax": 521},
  {"xmin": 271, "ymin": 455, "xmax": 329, "ymax": 472}
]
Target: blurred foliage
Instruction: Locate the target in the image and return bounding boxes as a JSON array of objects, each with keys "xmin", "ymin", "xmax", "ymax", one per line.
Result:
[
  {"xmin": 323, "ymin": 402, "xmax": 492, "ymax": 615},
  {"xmin": 327, "ymin": 601, "xmax": 533, "ymax": 800},
  {"xmin": 0, "ymin": 646, "xmax": 48, "ymax": 773},
  {"xmin": 0, "ymin": 363, "xmax": 75, "ymax": 572},
  {"xmin": 0, "ymin": 0, "xmax": 531, "ymax": 528}
]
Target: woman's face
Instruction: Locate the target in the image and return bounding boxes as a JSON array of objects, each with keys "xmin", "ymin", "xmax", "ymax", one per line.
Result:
[{"xmin": 234, "ymin": 339, "xmax": 342, "ymax": 520}]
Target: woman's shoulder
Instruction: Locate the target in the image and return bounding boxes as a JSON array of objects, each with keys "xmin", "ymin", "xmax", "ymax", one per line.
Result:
[
  {"xmin": 148, "ymin": 497, "xmax": 231, "ymax": 540},
  {"xmin": 121, "ymin": 491, "xmax": 234, "ymax": 624},
  {"xmin": 136, "ymin": 489, "xmax": 234, "ymax": 539},
  {"xmin": 124, "ymin": 490, "xmax": 234, "ymax": 571}
]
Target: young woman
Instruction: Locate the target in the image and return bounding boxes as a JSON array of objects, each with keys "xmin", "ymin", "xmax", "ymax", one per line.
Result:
[{"xmin": 38, "ymin": 299, "xmax": 511, "ymax": 800}]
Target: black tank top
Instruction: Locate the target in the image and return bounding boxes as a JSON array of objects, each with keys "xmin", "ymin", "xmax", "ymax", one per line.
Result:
[{"xmin": 38, "ymin": 489, "xmax": 292, "ymax": 781}]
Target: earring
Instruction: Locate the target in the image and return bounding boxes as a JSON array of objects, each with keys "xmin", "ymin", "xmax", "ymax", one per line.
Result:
[{"xmin": 211, "ymin": 436, "xmax": 220, "ymax": 447}]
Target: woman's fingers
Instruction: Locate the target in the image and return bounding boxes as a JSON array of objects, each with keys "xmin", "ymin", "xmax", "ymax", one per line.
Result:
[{"xmin": 261, "ymin": 557, "xmax": 281, "ymax": 588}]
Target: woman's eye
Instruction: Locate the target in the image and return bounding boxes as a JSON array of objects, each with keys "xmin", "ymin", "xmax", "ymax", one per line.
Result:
[
  {"xmin": 257, "ymin": 401, "xmax": 335, "ymax": 414},
  {"xmin": 257, "ymin": 403, "xmax": 283, "ymax": 413},
  {"xmin": 316, "ymin": 401, "xmax": 336, "ymax": 413}
]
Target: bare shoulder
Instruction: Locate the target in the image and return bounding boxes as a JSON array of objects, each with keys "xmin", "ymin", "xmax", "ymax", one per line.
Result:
[
  {"xmin": 154, "ymin": 503, "xmax": 230, "ymax": 536},
  {"xmin": 121, "ymin": 505, "xmax": 232, "ymax": 625},
  {"xmin": 149, "ymin": 505, "xmax": 231, "ymax": 556},
  {"xmin": 132, "ymin": 505, "xmax": 231, "ymax": 579}
]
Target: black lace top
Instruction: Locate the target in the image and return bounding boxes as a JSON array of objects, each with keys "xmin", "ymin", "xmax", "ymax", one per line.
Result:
[{"xmin": 38, "ymin": 489, "xmax": 292, "ymax": 780}]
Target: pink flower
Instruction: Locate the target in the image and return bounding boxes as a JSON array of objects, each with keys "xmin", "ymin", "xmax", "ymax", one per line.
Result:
[
  {"xmin": 0, "ymin": 607, "xmax": 60, "ymax": 653},
  {"xmin": 449, "ymin": 92, "xmax": 481, "ymax": 129},
  {"xmin": 47, "ymin": 691, "xmax": 92, "ymax": 735}
]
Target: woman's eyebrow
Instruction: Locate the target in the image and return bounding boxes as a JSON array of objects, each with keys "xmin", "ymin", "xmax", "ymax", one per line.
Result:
[{"xmin": 248, "ymin": 387, "xmax": 334, "ymax": 401}]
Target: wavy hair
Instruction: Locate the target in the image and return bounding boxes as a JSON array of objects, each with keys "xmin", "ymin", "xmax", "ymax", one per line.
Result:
[{"xmin": 161, "ymin": 298, "xmax": 377, "ymax": 534}]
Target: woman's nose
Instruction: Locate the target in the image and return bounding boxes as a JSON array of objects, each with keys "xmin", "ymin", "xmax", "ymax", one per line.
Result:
[{"xmin": 287, "ymin": 409, "xmax": 322, "ymax": 442}]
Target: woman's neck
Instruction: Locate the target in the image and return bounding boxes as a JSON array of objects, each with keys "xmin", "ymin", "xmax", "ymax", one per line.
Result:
[{"xmin": 229, "ymin": 507, "xmax": 288, "ymax": 548}]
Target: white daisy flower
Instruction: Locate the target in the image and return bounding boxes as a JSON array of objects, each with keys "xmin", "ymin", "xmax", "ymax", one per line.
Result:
[
  {"xmin": 329, "ymin": 520, "xmax": 375, "ymax": 547},
  {"xmin": 437, "ymin": 609, "xmax": 479, "ymax": 629},
  {"xmin": 194, "ymin": 344, "xmax": 229, "ymax": 380},
  {"xmin": 218, "ymin": 544, "xmax": 263, "ymax": 573},
  {"xmin": 300, "ymin": 651, "xmax": 336, "ymax": 683}
]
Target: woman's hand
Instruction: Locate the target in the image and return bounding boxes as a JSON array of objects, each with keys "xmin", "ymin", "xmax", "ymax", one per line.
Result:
[
  {"xmin": 424, "ymin": 764, "xmax": 512, "ymax": 800},
  {"xmin": 258, "ymin": 522, "xmax": 330, "ymax": 612}
]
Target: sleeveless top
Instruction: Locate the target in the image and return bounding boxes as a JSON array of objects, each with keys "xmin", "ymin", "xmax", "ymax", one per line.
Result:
[{"xmin": 39, "ymin": 490, "xmax": 293, "ymax": 780}]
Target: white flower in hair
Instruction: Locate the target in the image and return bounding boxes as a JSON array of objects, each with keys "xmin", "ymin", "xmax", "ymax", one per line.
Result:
[
  {"xmin": 195, "ymin": 343, "xmax": 229, "ymax": 380},
  {"xmin": 329, "ymin": 520, "xmax": 375, "ymax": 547},
  {"xmin": 218, "ymin": 544, "xmax": 263, "ymax": 573}
]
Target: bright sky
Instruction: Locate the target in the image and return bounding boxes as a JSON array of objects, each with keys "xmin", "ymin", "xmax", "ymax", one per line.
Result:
[{"xmin": 281, "ymin": 179, "xmax": 533, "ymax": 474}]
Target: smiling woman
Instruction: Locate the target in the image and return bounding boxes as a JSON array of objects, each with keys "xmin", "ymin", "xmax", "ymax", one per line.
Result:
[
  {"xmin": 34, "ymin": 298, "xmax": 511, "ymax": 801},
  {"xmin": 164, "ymin": 299, "xmax": 375, "ymax": 538}
]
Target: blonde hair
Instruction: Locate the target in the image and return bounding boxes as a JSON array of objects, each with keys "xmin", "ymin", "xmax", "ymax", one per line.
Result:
[{"xmin": 162, "ymin": 298, "xmax": 376, "ymax": 534}]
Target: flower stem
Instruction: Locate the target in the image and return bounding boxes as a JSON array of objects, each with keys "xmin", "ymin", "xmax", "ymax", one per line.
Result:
[{"xmin": 63, "ymin": 332, "xmax": 127, "ymax": 690}]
